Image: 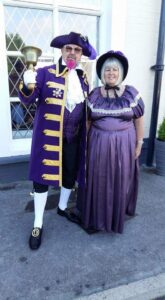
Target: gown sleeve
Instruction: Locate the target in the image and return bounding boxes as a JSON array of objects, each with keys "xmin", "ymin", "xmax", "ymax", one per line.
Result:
[{"xmin": 129, "ymin": 86, "xmax": 145, "ymax": 119}]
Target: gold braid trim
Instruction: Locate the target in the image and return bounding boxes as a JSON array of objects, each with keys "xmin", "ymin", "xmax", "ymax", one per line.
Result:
[{"xmin": 42, "ymin": 159, "xmax": 60, "ymax": 166}]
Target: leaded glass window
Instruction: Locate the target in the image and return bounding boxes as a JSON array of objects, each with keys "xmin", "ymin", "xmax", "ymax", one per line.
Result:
[
  {"xmin": 5, "ymin": 5, "xmax": 53, "ymax": 139},
  {"xmin": 4, "ymin": 4, "xmax": 99, "ymax": 140}
]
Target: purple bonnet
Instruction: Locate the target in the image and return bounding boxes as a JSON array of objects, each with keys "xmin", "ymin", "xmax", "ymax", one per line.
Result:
[
  {"xmin": 50, "ymin": 32, "xmax": 97, "ymax": 59},
  {"xmin": 96, "ymin": 50, "xmax": 129, "ymax": 80}
]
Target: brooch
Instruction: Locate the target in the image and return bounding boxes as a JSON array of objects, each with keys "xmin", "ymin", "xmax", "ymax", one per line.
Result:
[{"xmin": 53, "ymin": 88, "xmax": 63, "ymax": 98}]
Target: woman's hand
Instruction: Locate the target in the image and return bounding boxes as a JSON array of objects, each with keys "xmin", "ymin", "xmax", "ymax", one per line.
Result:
[
  {"xmin": 135, "ymin": 141, "xmax": 143, "ymax": 159},
  {"xmin": 134, "ymin": 116, "xmax": 144, "ymax": 159}
]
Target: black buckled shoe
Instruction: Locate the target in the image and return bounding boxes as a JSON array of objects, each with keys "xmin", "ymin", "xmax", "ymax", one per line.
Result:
[
  {"xmin": 57, "ymin": 207, "xmax": 81, "ymax": 224},
  {"xmin": 29, "ymin": 227, "xmax": 43, "ymax": 250}
]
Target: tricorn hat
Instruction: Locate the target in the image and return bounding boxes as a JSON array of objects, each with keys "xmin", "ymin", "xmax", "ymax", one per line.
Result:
[
  {"xmin": 96, "ymin": 50, "xmax": 128, "ymax": 80},
  {"xmin": 50, "ymin": 32, "xmax": 97, "ymax": 59}
]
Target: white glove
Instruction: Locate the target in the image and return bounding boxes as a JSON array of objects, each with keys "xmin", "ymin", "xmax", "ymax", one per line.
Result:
[{"xmin": 23, "ymin": 70, "xmax": 37, "ymax": 87}]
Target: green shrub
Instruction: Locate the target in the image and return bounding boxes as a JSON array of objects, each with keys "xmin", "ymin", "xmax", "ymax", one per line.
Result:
[{"xmin": 158, "ymin": 118, "xmax": 165, "ymax": 141}]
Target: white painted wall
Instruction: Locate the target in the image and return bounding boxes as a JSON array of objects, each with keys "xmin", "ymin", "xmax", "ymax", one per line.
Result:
[
  {"xmin": 124, "ymin": 0, "xmax": 162, "ymax": 137},
  {"xmin": 0, "ymin": 2, "xmax": 13, "ymax": 158},
  {"xmin": 106, "ymin": 0, "xmax": 163, "ymax": 137}
]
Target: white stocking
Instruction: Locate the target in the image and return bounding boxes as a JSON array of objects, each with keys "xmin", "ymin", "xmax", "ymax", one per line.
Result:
[
  {"xmin": 58, "ymin": 186, "xmax": 72, "ymax": 210},
  {"xmin": 33, "ymin": 191, "xmax": 48, "ymax": 228}
]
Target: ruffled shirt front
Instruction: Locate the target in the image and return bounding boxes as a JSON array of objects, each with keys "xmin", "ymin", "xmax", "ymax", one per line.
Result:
[{"xmin": 62, "ymin": 59, "xmax": 85, "ymax": 112}]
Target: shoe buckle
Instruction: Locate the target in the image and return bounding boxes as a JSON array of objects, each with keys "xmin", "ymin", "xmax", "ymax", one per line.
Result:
[{"xmin": 32, "ymin": 228, "xmax": 40, "ymax": 237}]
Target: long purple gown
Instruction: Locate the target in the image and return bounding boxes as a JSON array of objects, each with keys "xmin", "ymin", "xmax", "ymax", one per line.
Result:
[{"xmin": 82, "ymin": 85, "xmax": 145, "ymax": 233}]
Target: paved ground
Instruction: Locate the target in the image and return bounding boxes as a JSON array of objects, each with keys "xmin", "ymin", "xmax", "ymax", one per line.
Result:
[{"xmin": 0, "ymin": 166, "xmax": 165, "ymax": 300}]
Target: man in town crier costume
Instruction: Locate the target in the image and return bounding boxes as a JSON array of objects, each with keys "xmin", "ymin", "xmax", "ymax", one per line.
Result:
[{"xmin": 18, "ymin": 32, "xmax": 96, "ymax": 250}]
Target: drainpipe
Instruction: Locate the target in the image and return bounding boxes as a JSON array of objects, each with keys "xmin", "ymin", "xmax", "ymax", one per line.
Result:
[{"xmin": 146, "ymin": 0, "xmax": 165, "ymax": 166}]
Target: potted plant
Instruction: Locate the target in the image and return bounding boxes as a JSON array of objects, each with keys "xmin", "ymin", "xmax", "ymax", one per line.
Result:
[{"xmin": 155, "ymin": 117, "xmax": 165, "ymax": 175}]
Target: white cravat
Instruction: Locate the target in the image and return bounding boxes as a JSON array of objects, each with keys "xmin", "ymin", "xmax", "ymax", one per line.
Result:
[
  {"xmin": 66, "ymin": 69, "xmax": 85, "ymax": 112},
  {"xmin": 62, "ymin": 59, "xmax": 85, "ymax": 112}
]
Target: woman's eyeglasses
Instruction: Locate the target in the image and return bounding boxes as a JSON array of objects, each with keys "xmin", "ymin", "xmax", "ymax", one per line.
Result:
[{"xmin": 64, "ymin": 46, "xmax": 82, "ymax": 54}]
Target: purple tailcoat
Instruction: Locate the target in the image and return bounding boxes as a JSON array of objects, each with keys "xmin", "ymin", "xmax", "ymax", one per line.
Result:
[{"xmin": 18, "ymin": 60, "xmax": 89, "ymax": 187}]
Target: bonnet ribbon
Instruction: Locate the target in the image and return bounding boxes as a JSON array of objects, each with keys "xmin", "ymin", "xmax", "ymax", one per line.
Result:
[{"xmin": 105, "ymin": 84, "xmax": 120, "ymax": 98}]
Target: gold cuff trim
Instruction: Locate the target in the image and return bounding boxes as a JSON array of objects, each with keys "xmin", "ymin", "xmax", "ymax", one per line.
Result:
[
  {"xmin": 19, "ymin": 81, "xmax": 35, "ymax": 98},
  {"xmin": 45, "ymin": 98, "xmax": 63, "ymax": 105},
  {"xmin": 19, "ymin": 81, "xmax": 23, "ymax": 90},
  {"xmin": 42, "ymin": 159, "xmax": 60, "ymax": 166},
  {"xmin": 42, "ymin": 174, "xmax": 60, "ymax": 181},
  {"xmin": 43, "ymin": 129, "xmax": 60, "ymax": 137},
  {"xmin": 46, "ymin": 81, "xmax": 65, "ymax": 89},
  {"xmin": 44, "ymin": 114, "xmax": 61, "ymax": 122},
  {"xmin": 43, "ymin": 144, "xmax": 60, "ymax": 152}
]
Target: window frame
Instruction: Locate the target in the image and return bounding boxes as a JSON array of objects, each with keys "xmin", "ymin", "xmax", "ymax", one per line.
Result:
[{"xmin": 1, "ymin": 0, "xmax": 101, "ymax": 156}]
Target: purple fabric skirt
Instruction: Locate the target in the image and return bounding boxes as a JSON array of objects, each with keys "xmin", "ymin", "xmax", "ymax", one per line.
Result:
[{"xmin": 81, "ymin": 120, "xmax": 139, "ymax": 233}]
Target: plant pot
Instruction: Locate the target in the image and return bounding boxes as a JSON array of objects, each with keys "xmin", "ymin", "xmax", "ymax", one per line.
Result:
[{"xmin": 155, "ymin": 139, "xmax": 165, "ymax": 176}]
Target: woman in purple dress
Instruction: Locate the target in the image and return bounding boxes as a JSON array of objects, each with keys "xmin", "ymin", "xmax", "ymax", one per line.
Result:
[{"xmin": 81, "ymin": 50, "xmax": 144, "ymax": 234}]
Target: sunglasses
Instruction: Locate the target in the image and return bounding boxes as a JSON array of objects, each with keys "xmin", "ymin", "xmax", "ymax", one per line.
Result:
[{"xmin": 64, "ymin": 46, "xmax": 82, "ymax": 54}]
